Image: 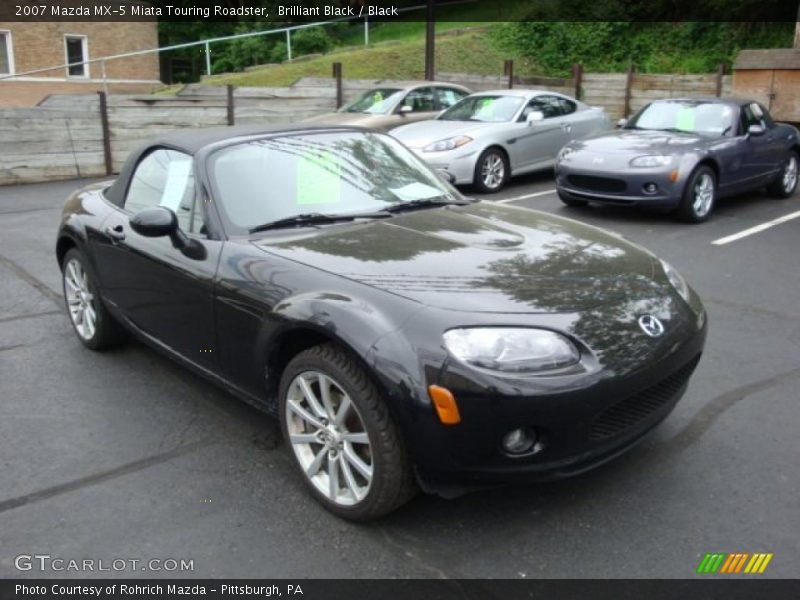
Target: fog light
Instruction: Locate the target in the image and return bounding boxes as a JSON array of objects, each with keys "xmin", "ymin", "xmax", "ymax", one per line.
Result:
[
  {"xmin": 502, "ymin": 427, "xmax": 537, "ymax": 455},
  {"xmin": 644, "ymin": 182, "xmax": 658, "ymax": 194}
]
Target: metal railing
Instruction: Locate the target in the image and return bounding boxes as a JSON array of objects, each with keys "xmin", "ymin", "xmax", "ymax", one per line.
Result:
[{"xmin": 0, "ymin": 1, "xmax": 473, "ymax": 91}]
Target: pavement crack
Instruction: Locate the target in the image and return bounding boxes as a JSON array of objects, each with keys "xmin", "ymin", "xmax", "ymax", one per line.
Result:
[
  {"xmin": 0, "ymin": 344, "xmax": 26, "ymax": 353},
  {"xmin": 0, "ymin": 439, "xmax": 211, "ymax": 515},
  {"xmin": 375, "ymin": 527, "xmax": 457, "ymax": 579},
  {"xmin": 0, "ymin": 309, "xmax": 62, "ymax": 324},
  {"xmin": 665, "ymin": 366, "xmax": 800, "ymax": 449},
  {"xmin": 0, "ymin": 252, "xmax": 62, "ymax": 307}
]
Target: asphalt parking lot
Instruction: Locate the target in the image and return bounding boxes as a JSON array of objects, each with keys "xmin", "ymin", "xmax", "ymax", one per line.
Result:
[{"xmin": 1, "ymin": 171, "xmax": 798, "ymax": 579}]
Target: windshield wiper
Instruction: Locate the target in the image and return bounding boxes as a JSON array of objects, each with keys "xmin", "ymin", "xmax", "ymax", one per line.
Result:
[
  {"xmin": 384, "ymin": 197, "xmax": 472, "ymax": 214},
  {"xmin": 249, "ymin": 211, "xmax": 389, "ymax": 234}
]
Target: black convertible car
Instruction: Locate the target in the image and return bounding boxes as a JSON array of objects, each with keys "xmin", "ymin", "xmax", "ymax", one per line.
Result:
[
  {"xmin": 56, "ymin": 125, "xmax": 707, "ymax": 520},
  {"xmin": 555, "ymin": 98, "xmax": 799, "ymax": 222}
]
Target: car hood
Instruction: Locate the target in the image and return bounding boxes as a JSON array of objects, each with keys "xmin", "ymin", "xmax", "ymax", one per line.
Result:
[
  {"xmin": 571, "ymin": 129, "xmax": 710, "ymax": 155},
  {"xmin": 391, "ymin": 120, "xmax": 497, "ymax": 149},
  {"xmin": 252, "ymin": 203, "xmax": 661, "ymax": 314}
]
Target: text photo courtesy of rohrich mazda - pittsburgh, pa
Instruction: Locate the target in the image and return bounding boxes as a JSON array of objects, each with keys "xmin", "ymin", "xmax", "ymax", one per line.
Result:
[{"xmin": 2, "ymin": 0, "xmax": 800, "ymax": 596}]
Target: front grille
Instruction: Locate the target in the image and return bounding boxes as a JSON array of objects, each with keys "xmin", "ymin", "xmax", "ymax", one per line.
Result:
[
  {"xmin": 590, "ymin": 355, "xmax": 701, "ymax": 441},
  {"xmin": 567, "ymin": 174, "xmax": 627, "ymax": 194}
]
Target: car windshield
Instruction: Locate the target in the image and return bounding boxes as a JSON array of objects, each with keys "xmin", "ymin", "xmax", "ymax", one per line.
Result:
[
  {"xmin": 438, "ymin": 95, "xmax": 524, "ymax": 122},
  {"xmin": 626, "ymin": 100, "xmax": 736, "ymax": 137},
  {"xmin": 210, "ymin": 131, "xmax": 461, "ymax": 234},
  {"xmin": 342, "ymin": 88, "xmax": 404, "ymax": 114}
]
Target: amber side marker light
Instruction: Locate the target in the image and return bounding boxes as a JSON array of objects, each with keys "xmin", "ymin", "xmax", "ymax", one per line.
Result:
[
  {"xmin": 428, "ymin": 385, "xmax": 461, "ymax": 425},
  {"xmin": 670, "ymin": 169, "xmax": 679, "ymax": 183}
]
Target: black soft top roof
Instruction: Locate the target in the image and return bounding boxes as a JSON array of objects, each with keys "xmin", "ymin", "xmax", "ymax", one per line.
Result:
[{"xmin": 105, "ymin": 124, "xmax": 364, "ymax": 206}]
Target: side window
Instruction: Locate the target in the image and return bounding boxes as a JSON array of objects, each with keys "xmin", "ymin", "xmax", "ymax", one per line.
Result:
[
  {"xmin": 521, "ymin": 95, "xmax": 563, "ymax": 120},
  {"xmin": 740, "ymin": 103, "xmax": 767, "ymax": 134},
  {"xmin": 400, "ymin": 87, "xmax": 436, "ymax": 113},
  {"xmin": 435, "ymin": 87, "xmax": 467, "ymax": 110},
  {"xmin": 558, "ymin": 98, "xmax": 577, "ymax": 115},
  {"xmin": 125, "ymin": 149, "xmax": 201, "ymax": 234}
]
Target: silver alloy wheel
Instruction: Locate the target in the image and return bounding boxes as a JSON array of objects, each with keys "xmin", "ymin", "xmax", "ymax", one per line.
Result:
[
  {"xmin": 63, "ymin": 258, "xmax": 97, "ymax": 341},
  {"xmin": 783, "ymin": 155, "xmax": 798, "ymax": 194},
  {"xmin": 481, "ymin": 153, "xmax": 505, "ymax": 190},
  {"xmin": 285, "ymin": 370, "xmax": 373, "ymax": 506},
  {"xmin": 692, "ymin": 173, "xmax": 714, "ymax": 217}
]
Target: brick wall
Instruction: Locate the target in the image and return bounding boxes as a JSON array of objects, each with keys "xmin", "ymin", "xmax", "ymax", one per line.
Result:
[{"xmin": 0, "ymin": 20, "xmax": 159, "ymax": 81}]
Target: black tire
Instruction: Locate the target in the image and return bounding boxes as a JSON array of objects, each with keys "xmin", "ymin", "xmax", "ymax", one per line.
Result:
[
  {"xmin": 557, "ymin": 189, "xmax": 588, "ymax": 207},
  {"xmin": 767, "ymin": 151, "xmax": 799, "ymax": 198},
  {"xmin": 278, "ymin": 343, "xmax": 417, "ymax": 521},
  {"xmin": 676, "ymin": 165, "xmax": 716, "ymax": 223},
  {"xmin": 473, "ymin": 147, "xmax": 509, "ymax": 193},
  {"xmin": 61, "ymin": 248, "xmax": 126, "ymax": 350}
]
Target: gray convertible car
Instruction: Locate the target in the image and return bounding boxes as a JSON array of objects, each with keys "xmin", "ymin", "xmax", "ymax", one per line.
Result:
[
  {"xmin": 391, "ymin": 89, "xmax": 610, "ymax": 193},
  {"xmin": 555, "ymin": 97, "xmax": 800, "ymax": 222},
  {"xmin": 390, "ymin": 90, "xmax": 609, "ymax": 193}
]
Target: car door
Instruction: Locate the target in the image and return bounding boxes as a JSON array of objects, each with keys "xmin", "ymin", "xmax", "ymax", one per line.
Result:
[
  {"xmin": 511, "ymin": 95, "xmax": 570, "ymax": 171},
  {"xmin": 559, "ymin": 97, "xmax": 601, "ymax": 140},
  {"xmin": 738, "ymin": 103, "xmax": 783, "ymax": 186},
  {"xmin": 90, "ymin": 148, "xmax": 222, "ymax": 371}
]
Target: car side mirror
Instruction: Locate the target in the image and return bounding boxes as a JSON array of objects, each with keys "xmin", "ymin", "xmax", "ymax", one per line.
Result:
[
  {"xmin": 399, "ymin": 105, "xmax": 413, "ymax": 115},
  {"xmin": 747, "ymin": 124, "xmax": 765, "ymax": 137},
  {"xmin": 526, "ymin": 111, "xmax": 544, "ymax": 126},
  {"xmin": 617, "ymin": 118, "xmax": 628, "ymax": 128},
  {"xmin": 130, "ymin": 206, "xmax": 206, "ymax": 260},
  {"xmin": 435, "ymin": 168, "xmax": 456, "ymax": 185}
]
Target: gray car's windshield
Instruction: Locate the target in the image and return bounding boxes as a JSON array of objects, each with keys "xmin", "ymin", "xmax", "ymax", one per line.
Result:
[
  {"xmin": 627, "ymin": 100, "xmax": 736, "ymax": 137},
  {"xmin": 342, "ymin": 89, "xmax": 404, "ymax": 114},
  {"xmin": 438, "ymin": 95, "xmax": 525, "ymax": 123},
  {"xmin": 210, "ymin": 132, "xmax": 461, "ymax": 234}
]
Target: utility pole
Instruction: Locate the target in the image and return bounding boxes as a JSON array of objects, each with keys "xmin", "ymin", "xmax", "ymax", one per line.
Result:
[
  {"xmin": 795, "ymin": 1, "xmax": 800, "ymax": 48},
  {"xmin": 424, "ymin": 0, "xmax": 435, "ymax": 80}
]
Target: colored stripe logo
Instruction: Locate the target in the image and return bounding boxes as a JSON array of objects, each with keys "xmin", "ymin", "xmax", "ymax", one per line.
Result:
[{"xmin": 697, "ymin": 553, "xmax": 773, "ymax": 574}]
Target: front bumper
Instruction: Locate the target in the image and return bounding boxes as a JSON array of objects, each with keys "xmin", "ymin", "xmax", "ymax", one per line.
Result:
[
  {"xmin": 407, "ymin": 146, "xmax": 479, "ymax": 185},
  {"xmin": 555, "ymin": 163, "xmax": 685, "ymax": 208},
  {"xmin": 392, "ymin": 299, "xmax": 707, "ymax": 491}
]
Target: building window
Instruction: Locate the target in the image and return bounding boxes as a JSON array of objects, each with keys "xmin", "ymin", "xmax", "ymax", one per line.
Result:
[
  {"xmin": 0, "ymin": 31, "xmax": 13, "ymax": 76},
  {"xmin": 64, "ymin": 35, "xmax": 89, "ymax": 78}
]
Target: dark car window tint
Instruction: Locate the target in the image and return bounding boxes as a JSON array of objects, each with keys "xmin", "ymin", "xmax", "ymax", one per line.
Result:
[
  {"xmin": 559, "ymin": 98, "xmax": 577, "ymax": 115},
  {"xmin": 210, "ymin": 132, "xmax": 458, "ymax": 234},
  {"xmin": 435, "ymin": 87, "xmax": 467, "ymax": 109},
  {"xmin": 125, "ymin": 149, "xmax": 199, "ymax": 233},
  {"xmin": 400, "ymin": 88, "xmax": 436, "ymax": 113},
  {"xmin": 522, "ymin": 95, "xmax": 563, "ymax": 120}
]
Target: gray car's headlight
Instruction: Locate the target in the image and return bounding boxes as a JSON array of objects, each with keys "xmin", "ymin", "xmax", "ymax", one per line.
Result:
[
  {"xmin": 557, "ymin": 146, "xmax": 575, "ymax": 162},
  {"xmin": 423, "ymin": 136, "xmax": 472, "ymax": 153},
  {"xmin": 442, "ymin": 328, "xmax": 580, "ymax": 373},
  {"xmin": 660, "ymin": 259, "xmax": 689, "ymax": 302},
  {"xmin": 630, "ymin": 155, "xmax": 673, "ymax": 168}
]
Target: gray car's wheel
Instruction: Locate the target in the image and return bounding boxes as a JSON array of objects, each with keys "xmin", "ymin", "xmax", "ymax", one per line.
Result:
[
  {"xmin": 278, "ymin": 343, "xmax": 416, "ymax": 521},
  {"xmin": 767, "ymin": 151, "xmax": 799, "ymax": 198},
  {"xmin": 473, "ymin": 147, "xmax": 509, "ymax": 193},
  {"xmin": 61, "ymin": 248, "xmax": 126, "ymax": 350},
  {"xmin": 677, "ymin": 166, "xmax": 716, "ymax": 223}
]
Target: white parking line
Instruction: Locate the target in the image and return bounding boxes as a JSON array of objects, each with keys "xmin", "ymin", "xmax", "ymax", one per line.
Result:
[
  {"xmin": 496, "ymin": 189, "xmax": 557, "ymax": 204},
  {"xmin": 711, "ymin": 210, "xmax": 800, "ymax": 246}
]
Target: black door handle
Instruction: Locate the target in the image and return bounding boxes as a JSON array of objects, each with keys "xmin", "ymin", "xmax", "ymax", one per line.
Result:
[{"xmin": 105, "ymin": 224, "xmax": 125, "ymax": 242}]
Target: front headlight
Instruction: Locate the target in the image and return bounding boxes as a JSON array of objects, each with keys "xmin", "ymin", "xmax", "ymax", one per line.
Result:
[
  {"xmin": 442, "ymin": 327, "xmax": 580, "ymax": 373},
  {"xmin": 423, "ymin": 136, "xmax": 472, "ymax": 153},
  {"xmin": 557, "ymin": 146, "xmax": 575, "ymax": 162},
  {"xmin": 630, "ymin": 155, "xmax": 673, "ymax": 168},
  {"xmin": 660, "ymin": 259, "xmax": 689, "ymax": 302}
]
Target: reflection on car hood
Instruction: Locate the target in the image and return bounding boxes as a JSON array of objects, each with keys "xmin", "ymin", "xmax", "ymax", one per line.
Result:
[
  {"xmin": 253, "ymin": 203, "xmax": 660, "ymax": 314},
  {"xmin": 391, "ymin": 120, "xmax": 498, "ymax": 148},
  {"xmin": 572, "ymin": 129, "xmax": 710, "ymax": 155}
]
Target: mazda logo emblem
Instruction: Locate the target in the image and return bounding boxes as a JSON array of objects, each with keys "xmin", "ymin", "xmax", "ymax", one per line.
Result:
[{"xmin": 638, "ymin": 315, "xmax": 665, "ymax": 337}]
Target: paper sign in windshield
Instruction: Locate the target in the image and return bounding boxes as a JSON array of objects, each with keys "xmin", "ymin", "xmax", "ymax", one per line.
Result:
[
  {"xmin": 297, "ymin": 150, "xmax": 342, "ymax": 205},
  {"xmin": 160, "ymin": 160, "xmax": 192, "ymax": 212}
]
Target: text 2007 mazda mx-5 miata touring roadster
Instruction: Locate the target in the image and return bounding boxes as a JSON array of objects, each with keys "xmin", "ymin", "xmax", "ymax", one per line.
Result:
[{"xmin": 56, "ymin": 126, "xmax": 706, "ymax": 520}]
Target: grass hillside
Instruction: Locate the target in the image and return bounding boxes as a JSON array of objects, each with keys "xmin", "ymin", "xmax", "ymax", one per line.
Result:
[{"xmin": 203, "ymin": 29, "xmax": 523, "ymax": 87}]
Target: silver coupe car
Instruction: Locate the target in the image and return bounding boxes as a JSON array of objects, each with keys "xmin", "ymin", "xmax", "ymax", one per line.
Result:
[{"xmin": 391, "ymin": 89, "xmax": 610, "ymax": 193}]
